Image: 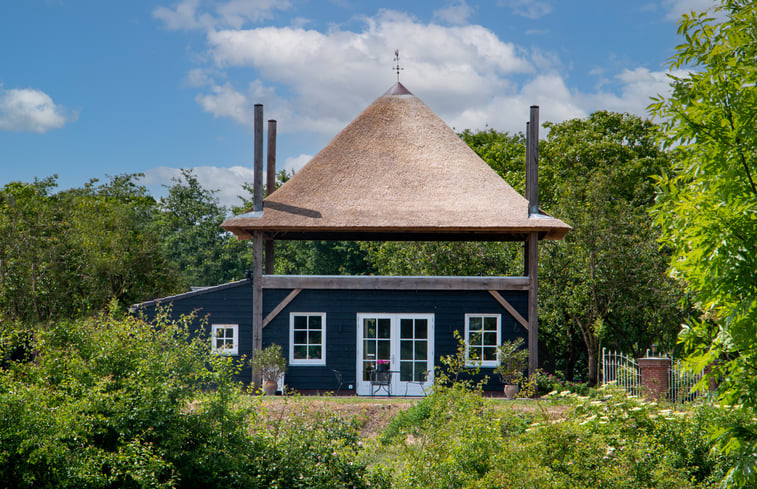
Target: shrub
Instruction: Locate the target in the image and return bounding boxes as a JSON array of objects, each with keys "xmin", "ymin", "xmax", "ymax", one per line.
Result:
[{"xmin": 0, "ymin": 311, "xmax": 382, "ymax": 489}]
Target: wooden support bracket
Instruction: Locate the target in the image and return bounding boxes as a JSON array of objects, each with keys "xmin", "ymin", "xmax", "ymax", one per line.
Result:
[
  {"xmin": 488, "ymin": 290, "xmax": 529, "ymax": 331},
  {"xmin": 262, "ymin": 288, "xmax": 302, "ymax": 328}
]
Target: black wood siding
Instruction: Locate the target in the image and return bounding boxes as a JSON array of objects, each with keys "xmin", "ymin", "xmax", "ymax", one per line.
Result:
[
  {"xmin": 135, "ymin": 283, "xmax": 528, "ymax": 391},
  {"xmin": 263, "ymin": 288, "xmax": 528, "ymax": 391}
]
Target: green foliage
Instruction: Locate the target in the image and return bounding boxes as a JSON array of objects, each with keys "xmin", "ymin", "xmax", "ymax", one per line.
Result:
[
  {"xmin": 494, "ymin": 337, "xmax": 528, "ymax": 384},
  {"xmin": 251, "ymin": 343, "xmax": 287, "ymax": 383},
  {"xmin": 650, "ymin": 2, "xmax": 757, "ymax": 484},
  {"xmin": 0, "ymin": 175, "xmax": 179, "ymax": 326},
  {"xmin": 539, "ymin": 111, "xmax": 689, "ymax": 384},
  {"xmin": 375, "ymin": 384, "xmax": 738, "ymax": 488},
  {"xmin": 0, "ymin": 312, "xmax": 381, "ymax": 488},
  {"xmin": 155, "ymin": 169, "xmax": 252, "ymax": 287}
]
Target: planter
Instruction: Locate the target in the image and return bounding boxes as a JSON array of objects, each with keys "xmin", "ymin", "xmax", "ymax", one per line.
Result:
[
  {"xmin": 503, "ymin": 384, "xmax": 519, "ymax": 399},
  {"xmin": 263, "ymin": 380, "xmax": 278, "ymax": 396}
]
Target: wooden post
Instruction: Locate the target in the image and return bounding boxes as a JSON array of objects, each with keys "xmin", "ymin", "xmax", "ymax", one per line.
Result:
[
  {"xmin": 527, "ymin": 232, "xmax": 538, "ymax": 376},
  {"xmin": 252, "ymin": 104, "xmax": 264, "ymax": 386},
  {"xmin": 528, "ymin": 106, "xmax": 539, "ymax": 216},
  {"xmin": 527, "ymin": 106, "xmax": 539, "ymax": 376},
  {"xmin": 265, "ymin": 120, "xmax": 277, "ymax": 275}
]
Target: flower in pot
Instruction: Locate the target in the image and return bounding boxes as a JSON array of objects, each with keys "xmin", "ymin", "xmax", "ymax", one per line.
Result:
[
  {"xmin": 376, "ymin": 359, "xmax": 390, "ymax": 372},
  {"xmin": 251, "ymin": 344, "xmax": 287, "ymax": 395},
  {"xmin": 494, "ymin": 338, "xmax": 528, "ymax": 399}
]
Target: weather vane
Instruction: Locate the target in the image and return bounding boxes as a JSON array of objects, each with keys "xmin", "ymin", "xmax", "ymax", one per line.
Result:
[{"xmin": 393, "ymin": 49, "xmax": 403, "ymax": 82}]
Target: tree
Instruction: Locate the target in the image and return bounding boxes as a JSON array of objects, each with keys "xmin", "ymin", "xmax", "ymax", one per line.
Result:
[
  {"xmin": 539, "ymin": 111, "xmax": 687, "ymax": 384},
  {"xmin": 155, "ymin": 169, "xmax": 251, "ymax": 287},
  {"xmin": 650, "ymin": 2, "xmax": 757, "ymax": 484},
  {"xmin": 0, "ymin": 175, "xmax": 178, "ymax": 326}
]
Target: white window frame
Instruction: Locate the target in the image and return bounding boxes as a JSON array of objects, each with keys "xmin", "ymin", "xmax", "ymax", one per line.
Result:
[
  {"xmin": 464, "ymin": 314, "xmax": 501, "ymax": 367},
  {"xmin": 211, "ymin": 324, "xmax": 239, "ymax": 356},
  {"xmin": 289, "ymin": 312, "xmax": 327, "ymax": 366}
]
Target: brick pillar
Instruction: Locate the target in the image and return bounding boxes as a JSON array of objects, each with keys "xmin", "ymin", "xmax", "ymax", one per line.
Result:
[{"xmin": 638, "ymin": 357, "xmax": 671, "ymax": 401}]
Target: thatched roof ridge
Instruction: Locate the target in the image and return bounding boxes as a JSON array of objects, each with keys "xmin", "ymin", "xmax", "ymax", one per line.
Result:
[{"xmin": 222, "ymin": 82, "xmax": 570, "ymax": 241}]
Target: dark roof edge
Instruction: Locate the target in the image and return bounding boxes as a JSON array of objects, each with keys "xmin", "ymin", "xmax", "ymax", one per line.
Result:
[{"xmin": 130, "ymin": 278, "xmax": 251, "ymax": 311}]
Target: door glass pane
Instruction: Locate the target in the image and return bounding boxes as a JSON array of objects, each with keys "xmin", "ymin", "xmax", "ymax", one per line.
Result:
[
  {"xmin": 364, "ymin": 318, "xmax": 376, "ymax": 338},
  {"xmin": 401, "ymin": 319, "xmax": 413, "ymax": 338},
  {"xmin": 364, "ymin": 340, "xmax": 376, "ymax": 357},
  {"xmin": 415, "ymin": 341, "xmax": 427, "ymax": 360},
  {"xmin": 400, "ymin": 361, "xmax": 412, "ymax": 381},
  {"xmin": 414, "ymin": 362, "xmax": 427, "ymax": 382},
  {"xmin": 400, "ymin": 340, "xmax": 413, "ymax": 360},
  {"xmin": 377, "ymin": 339, "xmax": 390, "ymax": 359},
  {"xmin": 378, "ymin": 319, "xmax": 391, "ymax": 338},
  {"xmin": 415, "ymin": 319, "xmax": 427, "ymax": 339},
  {"xmin": 363, "ymin": 362, "xmax": 374, "ymax": 381}
]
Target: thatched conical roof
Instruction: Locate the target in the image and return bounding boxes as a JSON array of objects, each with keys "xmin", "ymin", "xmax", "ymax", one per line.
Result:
[{"xmin": 222, "ymin": 82, "xmax": 569, "ymax": 241}]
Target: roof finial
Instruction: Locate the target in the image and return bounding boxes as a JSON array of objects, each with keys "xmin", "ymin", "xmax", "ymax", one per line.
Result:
[{"xmin": 393, "ymin": 49, "xmax": 403, "ymax": 82}]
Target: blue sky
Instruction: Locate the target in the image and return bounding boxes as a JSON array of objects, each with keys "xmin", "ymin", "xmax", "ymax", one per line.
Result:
[{"xmin": 1, "ymin": 0, "xmax": 716, "ymax": 207}]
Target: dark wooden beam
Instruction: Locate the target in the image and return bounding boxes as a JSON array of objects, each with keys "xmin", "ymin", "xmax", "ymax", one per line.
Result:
[
  {"xmin": 528, "ymin": 106, "xmax": 539, "ymax": 216},
  {"xmin": 261, "ymin": 275, "xmax": 530, "ymax": 291},
  {"xmin": 263, "ymin": 231, "xmax": 533, "ymax": 242},
  {"xmin": 265, "ymin": 119, "xmax": 277, "ymax": 275},
  {"xmin": 252, "ymin": 104, "xmax": 264, "ymax": 386},
  {"xmin": 527, "ymin": 231, "xmax": 538, "ymax": 376},
  {"xmin": 263, "ymin": 288, "xmax": 301, "ymax": 328},
  {"xmin": 488, "ymin": 290, "xmax": 529, "ymax": 330}
]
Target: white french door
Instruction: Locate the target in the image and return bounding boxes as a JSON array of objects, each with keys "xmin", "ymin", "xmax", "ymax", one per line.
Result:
[{"xmin": 356, "ymin": 313, "xmax": 434, "ymax": 396}]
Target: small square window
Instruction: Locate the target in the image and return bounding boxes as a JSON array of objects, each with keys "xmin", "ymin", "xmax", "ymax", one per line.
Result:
[
  {"xmin": 289, "ymin": 313, "xmax": 326, "ymax": 366},
  {"xmin": 211, "ymin": 324, "xmax": 239, "ymax": 356},
  {"xmin": 464, "ymin": 314, "xmax": 501, "ymax": 367}
]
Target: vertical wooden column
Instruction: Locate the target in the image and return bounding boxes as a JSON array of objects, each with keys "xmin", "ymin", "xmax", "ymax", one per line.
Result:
[
  {"xmin": 528, "ymin": 106, "xmax": 539, "ymax": 216},
  {"xmin": 527, "ymin": 232, "xmax": 538, "ymax": 375},
  {"xmin": 252, "ymin": 104, "xmax": 264, "ymax": 385},
  {"xmin": 265, "ymin": 120, "xmax": 277, "ymax": 275},
  {"xmin": 527, "ymin": 105, "xmax": 539, "ymax": 376}
]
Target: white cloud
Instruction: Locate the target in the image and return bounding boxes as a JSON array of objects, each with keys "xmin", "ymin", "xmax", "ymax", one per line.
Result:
[
  {"xmin": 175, "ymin": 4, "xmax": 682, "ymax": 146},
  {"xmin": 0, "ymin": 86, "xmax": 74, "ymax": 133},
  {"xmin": 663, "ymin": 0, "xmax": 719, "ymax": 21},
  {"xmin": 497, "ymin": 0, "xmax": 553, "ymax": 19},
  {"xmin": 433, "ymin": 1, "xmax": 474, "ymax": 25},
  {"xmin": 283, "ymin": 154, "xmax": 312, "ymax": 175},
  {"xmin": 195, "ymin": 82, "xmax": 251, "ymax": 125},
  {"xmin": 200, "ymin": 10, "xmax": 532, "ymax": 134},
  {"xmin": 141, "ymin": 165, "xmax": 256, "ymax": 208},
  {"xmin": 578, "ymin": 67, "xmax": 687, "ymax": 119},
  {"xmin": 154, "ymin": 0, "xmax": 291, "ymax": 30}
]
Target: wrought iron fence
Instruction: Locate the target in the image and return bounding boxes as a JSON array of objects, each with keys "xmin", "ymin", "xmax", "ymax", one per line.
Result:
[
  {"xmin": 668, "ymin": 358, "xmax": 704, "ymax": 403},
  {"xmin": 601, "ymin": 348, "xmax": 643, "ymax": 396},
  {"xmin": 601, "ymin": 348, "xmax": 705, "ymax": 403}
]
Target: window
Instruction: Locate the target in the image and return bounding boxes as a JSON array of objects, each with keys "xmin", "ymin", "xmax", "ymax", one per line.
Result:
[
  {"xmin": 289, "ymin": 313, "xmax": 326, "ymax": 365},
  {"xmin": 211, "ymin": 324, "xmax": 238, "ymax": 356},
  {"xmin": 465, "ymin": 314, "xmax": 501, "ymax": 367}
]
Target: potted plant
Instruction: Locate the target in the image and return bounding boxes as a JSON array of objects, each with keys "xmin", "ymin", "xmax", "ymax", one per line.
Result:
[
  {"xmin": 251, "ymin": 344, "xmax": 287, "ymax": 395},
  {"xmin": 494, "ymin": 338, "xmax": 528, "ymax": 399}
]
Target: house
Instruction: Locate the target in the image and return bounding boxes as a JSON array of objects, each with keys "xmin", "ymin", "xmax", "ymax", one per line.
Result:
[{"xmin": 134, "ymin": 81, "xmax": 569, "ymax": 395}]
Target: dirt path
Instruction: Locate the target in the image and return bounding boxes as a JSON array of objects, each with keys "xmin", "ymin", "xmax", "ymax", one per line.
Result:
[{"xmin": 257, "ymin": 396, "xmax": 568, "ymax": 438}]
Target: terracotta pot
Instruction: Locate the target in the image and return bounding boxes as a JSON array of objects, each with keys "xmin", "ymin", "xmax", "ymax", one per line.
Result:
[
  {"xmin": 263, "ymin": 380, "xmax": 277, "ymax": 396},
  {"xmin": 503, "ymin": 384, "xmax": 519, "ymax": 399}
]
